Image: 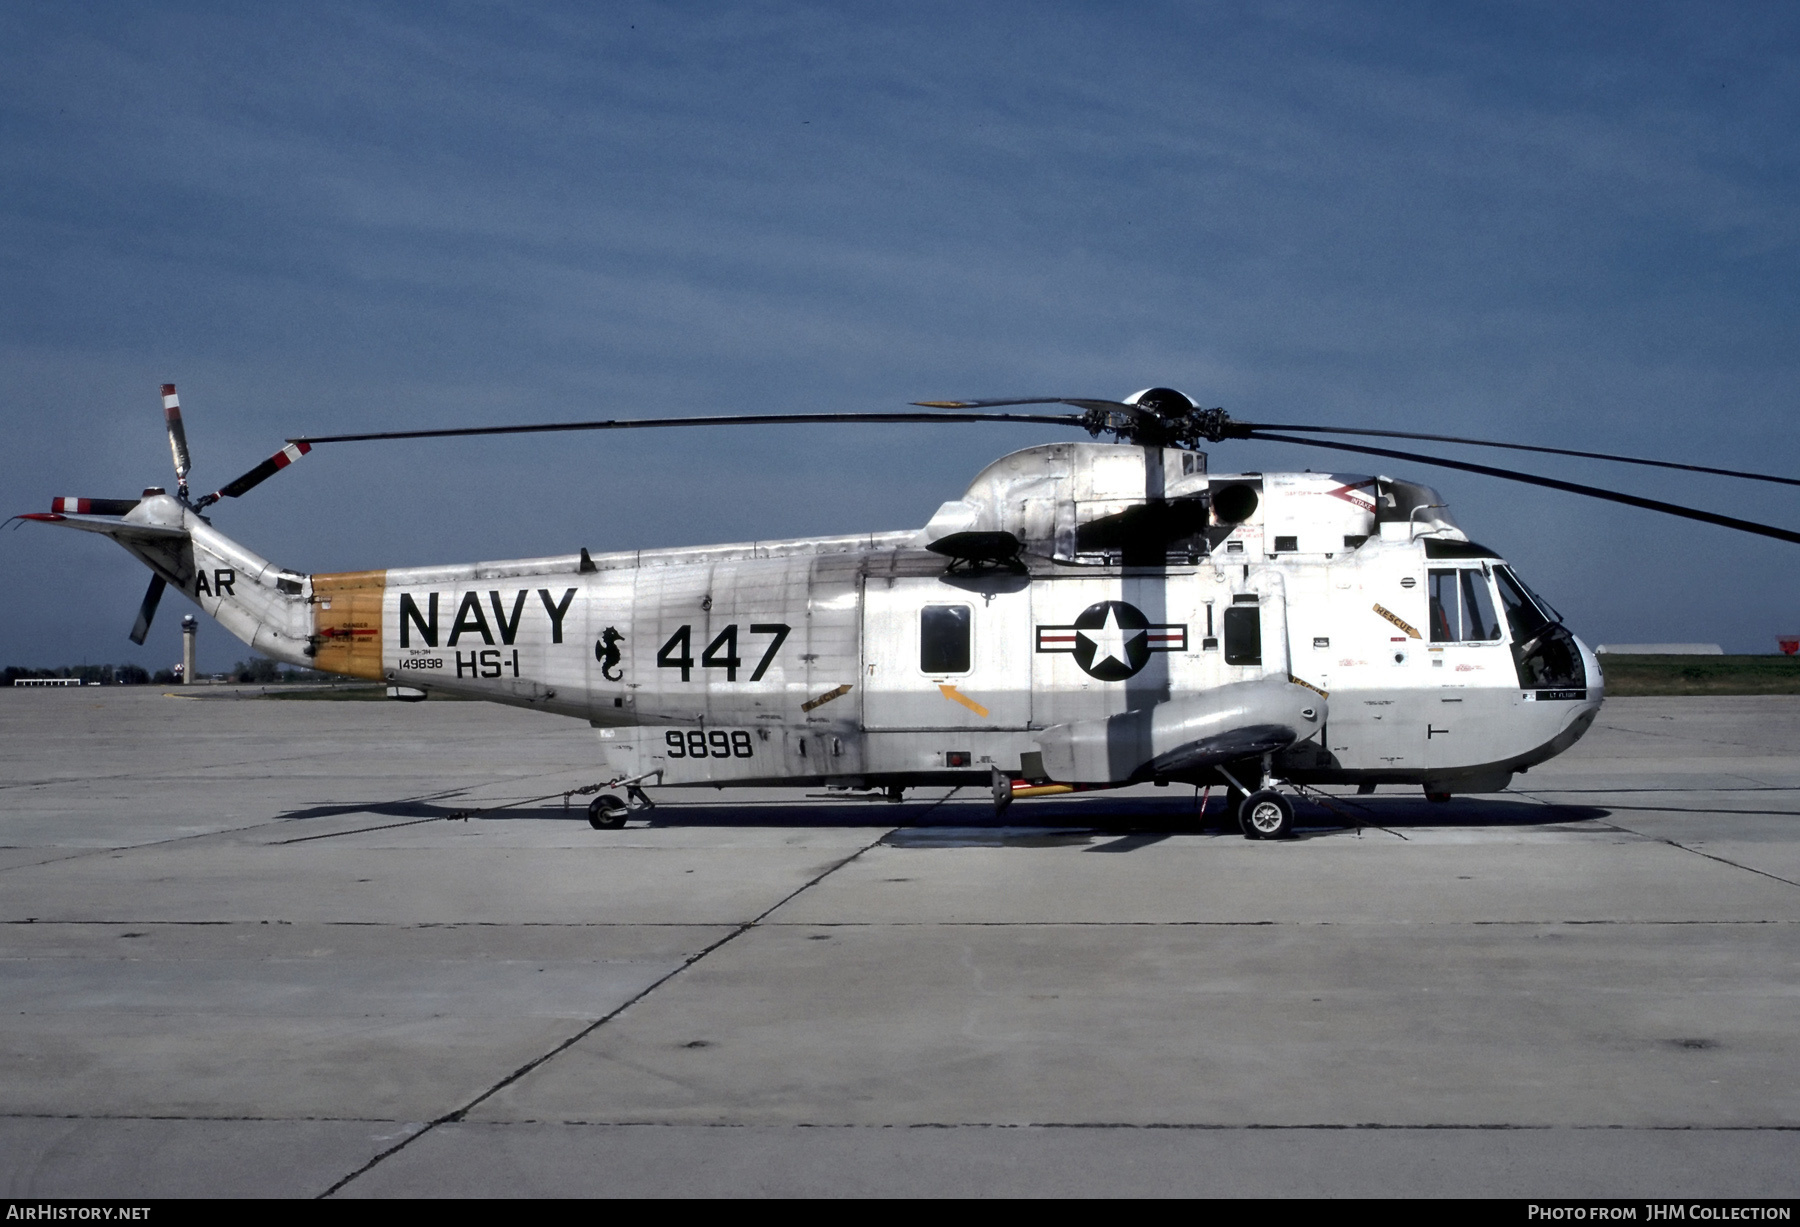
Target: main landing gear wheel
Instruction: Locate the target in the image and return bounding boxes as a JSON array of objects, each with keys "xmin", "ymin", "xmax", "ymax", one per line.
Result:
[
  {"xmin": 587, "ymin": 794, "xmax": 628, "ymax": 830},
  {"xmin": 1238, "ymin": 789, "xmax": 1294, "ymax": 840}
]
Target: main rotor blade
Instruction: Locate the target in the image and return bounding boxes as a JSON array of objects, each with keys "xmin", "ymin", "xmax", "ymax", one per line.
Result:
[
  {"xmin": 161, "ymin": 384, "xmax": 192, "ymax": 489},
  {"xmin": 1249, "ymin": 423, "xmax": 1800, "ymax": 489},
  {"xmin": 201, "ymin": 441, "xmax": 313, "ymax": 504},
  {"xmin": 289, "ymin": 410, "xmax": 1087, "ymax": 445},
  {"xmin": 129, "ymin": 575, "xmax": 167, "ymax": 646},
  {"xmin": 912, "ymin": 397, "xmax": 1137, "ymax": 413},
  {"xmin": 1251, "ymin": 432, "xmax": 1800, "ymax": 546}
]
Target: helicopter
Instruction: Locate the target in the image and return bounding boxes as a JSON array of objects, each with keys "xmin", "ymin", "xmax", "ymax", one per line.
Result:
[{"xmin": 19, "ymin": 385, "xmax": 1800, "ymax": 839}]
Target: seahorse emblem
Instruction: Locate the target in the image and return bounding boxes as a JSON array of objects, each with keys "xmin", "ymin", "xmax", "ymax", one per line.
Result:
[{"xmin": 596, "ymin": 627, "xmax": 625, "ymax": 681}]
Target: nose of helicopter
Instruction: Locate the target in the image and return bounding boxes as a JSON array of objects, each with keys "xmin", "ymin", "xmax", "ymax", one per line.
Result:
[{"xmin": 1575, "ymin": 632, "xmax": 1606, "ymax": 702}]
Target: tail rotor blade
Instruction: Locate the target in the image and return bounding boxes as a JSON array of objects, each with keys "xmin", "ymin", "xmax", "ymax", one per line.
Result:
[
  {"xmin": 129, "ymin": 575, "xmax": 167, "ymax": 645},
  {"xmin": 162, "ymin": 385, "xmax": 192, "ymax": 496}
]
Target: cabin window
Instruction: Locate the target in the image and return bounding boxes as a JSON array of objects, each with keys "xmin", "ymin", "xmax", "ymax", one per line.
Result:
[
  {"xmin": 1429, "ymin": 569, "xmax": 1504, "ymax": 642},
  {"xmin": 920, "ymin": 604, "xmax": 972, "ymax": 674},
  {"xmin": 1222, "ymin": 605, "xmax": 1261, "ymax": 666}
]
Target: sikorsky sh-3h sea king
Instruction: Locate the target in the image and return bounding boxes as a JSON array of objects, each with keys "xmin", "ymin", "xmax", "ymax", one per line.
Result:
[{"xmin": 22, "ymin": 386, "xmax": 1800, "ymax": 837}]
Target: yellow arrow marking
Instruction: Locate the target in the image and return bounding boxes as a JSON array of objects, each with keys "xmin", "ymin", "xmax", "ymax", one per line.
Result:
[
  {"xmin": 801, "ymin": 683, "xmax": 853, "ymax": 712},
  {"xmin": 938, "ymin": 684, "xmax": 990, "ymax": 718},
  {"xmin": 1372, "ymin": 603, "xmax": 1422, "ymax": 639}
]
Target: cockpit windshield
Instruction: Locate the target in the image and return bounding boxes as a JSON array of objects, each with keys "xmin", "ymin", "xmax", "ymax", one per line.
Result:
[
  {"xmin": 1493, "ymin": 566, "xmax": 1551, "ymax": 641},
  {"xmin": 1493, "ymin": 565, "xmax": 1585, "ymax": 692}
]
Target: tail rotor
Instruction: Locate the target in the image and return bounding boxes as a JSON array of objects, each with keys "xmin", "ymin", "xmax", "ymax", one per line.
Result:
[{"xmin": 23, "ymin": 382, "xmax": 317, "ymax": 643}]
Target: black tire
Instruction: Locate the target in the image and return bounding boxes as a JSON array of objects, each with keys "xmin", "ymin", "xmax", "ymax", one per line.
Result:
[
  {"xmin": 588, "ymin": 794, "xmax": 628, "ymax": 830},
  {"xmin": 1238, "ymin": 789, "xmax": 1294, "ymax": 840}
]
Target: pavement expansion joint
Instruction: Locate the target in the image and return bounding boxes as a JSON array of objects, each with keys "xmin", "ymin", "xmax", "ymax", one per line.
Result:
[
  {"xmin": 1592, "ymin": 722, "xmax": 1772, "ymax": 751},
  {"xmin": 756, "ymin": 917, "xmax": 1795, "ymax": 927},
  {"xmin": 0, "ymin": 1111, "xmax": 420, "ymax": 1125},
  {"xmin": 1519, "ymin": 785, "xmax": 1800, "ymax": 794},
  {"xmin": 0, "ymin": 775, "xmax": 562, "ymax": 867},
  {"xmin": 440, "ymin": 1119, "xmax": 1800, "ymax": 1133},
  {"xmin": 316, "ymin": 824, "xmax": 901, "ymax": 1199},
  {"xmin": 1600, "ymin": 818, "xmax": 1800, "ymax": 888},
  {"xmin": 7, "ymin": 697, "xmax": 1800, "ymax": 1196},
  {"xmin": 1587, "ymin": 803, "xmax": 1800, "ymax": 817}
]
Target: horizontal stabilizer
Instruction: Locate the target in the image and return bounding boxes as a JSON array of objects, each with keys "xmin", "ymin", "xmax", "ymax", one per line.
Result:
[{"xmin": 18, "ymin": 512, "xmax": 189, "ymax": 542}]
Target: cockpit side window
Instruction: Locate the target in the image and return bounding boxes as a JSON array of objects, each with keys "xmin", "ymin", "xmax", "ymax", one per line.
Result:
[
  {"xmin": 1428, "ymin": 570, "xmax": 1459, "ymax": 642},
  {"xmin": 1460, "ymin": 570, "xmax": 1502, "ymax": 640},
  {"xmin": 1429, "ymin": 569, "xmax": 1504, "ymax": 642}
]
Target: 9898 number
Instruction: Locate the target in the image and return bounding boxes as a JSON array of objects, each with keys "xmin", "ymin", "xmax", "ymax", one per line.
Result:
[{"xmin": 665, "ymin": 729, "xmax": 755, "ymax": 759}]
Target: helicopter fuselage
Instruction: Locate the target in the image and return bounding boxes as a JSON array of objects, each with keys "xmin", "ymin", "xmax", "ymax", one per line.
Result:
[{"xmin": 91, "ymin": 441, "xmax": 1602, "ymax": 799}]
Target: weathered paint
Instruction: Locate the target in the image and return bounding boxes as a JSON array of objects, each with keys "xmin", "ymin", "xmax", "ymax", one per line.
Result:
[
  {"xmin": 312, "ymin": 570, "xmax": 386, "ymax": 680},
  {"xmin": 39, "ymin": 443, "xmax": 1605, "ymax": 797}
]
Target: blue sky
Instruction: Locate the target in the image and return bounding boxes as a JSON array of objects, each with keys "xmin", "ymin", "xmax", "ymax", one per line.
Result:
[{"xmin": 4, "ymin": 1, "xmax": 1798, "ymax": 669}]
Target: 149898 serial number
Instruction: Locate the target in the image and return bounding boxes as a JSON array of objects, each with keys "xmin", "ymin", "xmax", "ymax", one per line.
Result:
[{"xmin": 664, "ymin": 729, "xmax": 755, "ymax": 759}]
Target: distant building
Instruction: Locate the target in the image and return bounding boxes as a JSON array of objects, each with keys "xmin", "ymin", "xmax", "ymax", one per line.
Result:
[{"xmin": 1595, "ymin": 644, "xmax": 1724, "ymax": 655}]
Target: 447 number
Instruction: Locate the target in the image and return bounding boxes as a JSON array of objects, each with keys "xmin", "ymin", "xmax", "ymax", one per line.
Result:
[{"xmin": 656, "ymin": 623, "xmax": 790, "ymax": 682}]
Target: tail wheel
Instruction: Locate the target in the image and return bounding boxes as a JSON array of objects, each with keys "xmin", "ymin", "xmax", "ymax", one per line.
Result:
[
  {"xmin": 587, "ymin": 794, "xmax": 628, "ymax": 830},
  {"xmin": 1238, "ymin": 789, "xmax": 1294, "ymax": 840}
]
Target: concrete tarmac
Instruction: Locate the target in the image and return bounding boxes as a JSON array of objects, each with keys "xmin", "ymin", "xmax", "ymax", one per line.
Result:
[{"xmin": 1, "ymin": 687, "xmax": 1796, "ymax": 1198}]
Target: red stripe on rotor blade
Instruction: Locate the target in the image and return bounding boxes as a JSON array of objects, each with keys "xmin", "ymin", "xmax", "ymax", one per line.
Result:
[
  {"xmin": 50, "ymin": 497, "xmax": 140, "ymax": 516},
  {"xmin": 214, "ymin": 441, "xmax": 313, "ymax": 499}
]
